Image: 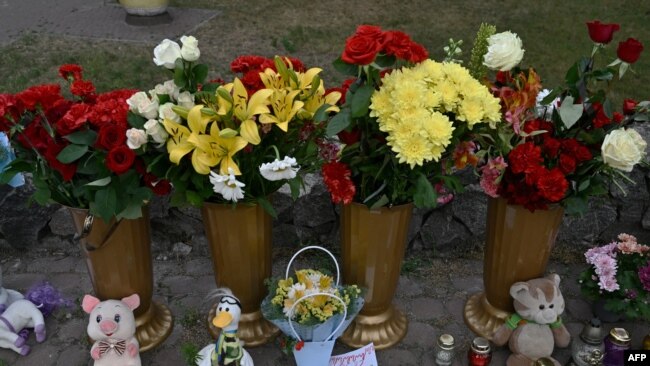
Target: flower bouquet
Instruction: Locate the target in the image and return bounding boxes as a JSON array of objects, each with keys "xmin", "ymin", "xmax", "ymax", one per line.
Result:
[
  {"xmin": 0, "ymin": 64, "xmax": 171, "ymax": 221},
  {"xmin": 471, "ymin": 21, "xmax": 649, "ymax": 214},
  {"xmin": 261, "ymin": 246, "xmax": 363, "ymax": 365},
  {"xmin": 579, "ymin": 233, "xmax": 650, "ymax": 321}
]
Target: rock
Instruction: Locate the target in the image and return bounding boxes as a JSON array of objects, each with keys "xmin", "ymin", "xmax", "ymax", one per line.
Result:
[
  {"xmin": 557, "ymin": 200, "xmax": 617, "ymax": 247},
  {"xmin": 643, "ymin": 207, "xmax": 650, "ymax": 230},
  {"xmin": 48, "ymin": 207, "xmax": 76, "ymax": 237},
  {"xmin": 149, "ymin": 194, "xmax": 171, "ymax": 219},
  {"xmin": 419, "ymin": 206, "xmax": 471, "ymax": 255},
  {"xmin": 172, "ymin": 242, "xmax": 192, "ymax": 256},
  {"xmin": 450, "ymin": 187, "xmax": 487, "ymax": 236},
  {"xmin": 271, "ymin": 189, "xmax": 293, "ymax": 224},
  {"xmin": 407, "ymin": 208, "xmax": 428, "ymax": 246},
  {"xmin": 272, "ymin": 223, "xmax": 299, "ymax": 247},
  {"xmin": 292, "ymin": 179, "xmax": 336, "ymax": 245}
]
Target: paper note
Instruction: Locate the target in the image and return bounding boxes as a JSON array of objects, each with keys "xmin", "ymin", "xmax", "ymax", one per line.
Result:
[{"xmin": 329, "ymin": 343, "xmax": 378, "ymax": 366}]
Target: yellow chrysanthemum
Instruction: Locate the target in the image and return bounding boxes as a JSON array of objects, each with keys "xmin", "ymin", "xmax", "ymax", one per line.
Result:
[{"xmin": 391, "ymin": 134, "xmax": 433, "ymax": 168}]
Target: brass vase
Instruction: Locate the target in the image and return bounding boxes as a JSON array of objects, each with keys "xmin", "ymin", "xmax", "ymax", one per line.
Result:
[
  {"xmin": 464, "ymin": 197, "xmax": 564, "ymax": 340},
  {"xmin": 68, "ymin": 207, "xmax": 173, "ymax": 351},
  {"xmin": 339, "ymin": 202, "xmax": 413, "ymax": 350},
  {"xmin": 201, "ymin": 202, "xmax": 279, "ymax": 346}
]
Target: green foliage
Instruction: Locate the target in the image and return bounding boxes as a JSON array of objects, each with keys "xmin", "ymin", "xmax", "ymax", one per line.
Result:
[
  {"xmin": 468, "ymin": 23, "xmax": 496, "ymax": 80},
  {"xmin": 181, "ymin": 343, "xmax": 203, "ymax": 366}
]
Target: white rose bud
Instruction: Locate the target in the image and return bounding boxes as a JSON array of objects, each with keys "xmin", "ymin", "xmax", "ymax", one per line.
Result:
[
  {"xmin": 126, "ymin": 128, "xmax": 148, "ymax": 150},
  {"xmin": 177, "ymin": 91, "xmax": 195, "ymax": 109},
  {"xmin": 483, "ymin": 31, "xmax": 525, "ymax": 71},
  {"xmin": 602, "ymin": 128, "xmax": 647, "ymax": 172},
  {"xmin": 180, "ymin": 35, "xmax": 200, "ymax": 62},
  {"xmin": 153, "ymin": 39, "xmax": 182, "ymax": 69},
  {"xmin": 144, "ymin": 119, "xmax": 168, "ymax": 145},
  {"xmin": 126, "ymin": 91, "xmax": 159, "ymax": 119},
  {"xmin": 162, "ymin": 80, "xmax": 180, "ymax": 100},
  {"xmin": 158, "ymin": 102, "xmax": 181, "ymax": 124}
]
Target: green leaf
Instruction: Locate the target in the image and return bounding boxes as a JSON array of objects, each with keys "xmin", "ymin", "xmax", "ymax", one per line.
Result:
[
  {"xmin": 413, "ymin": 174, "xmax": 437, "ymax": 208},
  {"xmin": 558, "ymin": 96, "xmax": 583, "ymax": 129},
  {"xmin": 186, "ymin": 190, "xmax": 203, "ymax": 207},
  {"xmin": 257, "ymin": 197, "xmax": 278, "ymax": 219},
  {"xmin": 577, "ymin": 179, "xmax": 590, "ymax": 192},
  {"xmin": 94, "ymin": 188, "xmax": 117, "ymax": 221},
  {"xmin": 288, "ymin": 177, "xmax": 301, "ymax": 201},
  {"xmin": 565, "ymin": 62, "xmax": 580, "ymax": 86},
  {"xmin": 325, "ymin": 108, "xmax": 351, "ymax": 137},
  {"xmin": 56, "ymin": 144, "xmax": 88, "ymax": 164},
  {"xmin": 563, "ymin": 195, "xmax": 588, "ymax": 216},
  {"xmin": 174, "ymin": 59, "xmax": 187, "ymax": 88},
  {"xmin": 64, "ymin": 130, "xmax": 97, "ymax": 145},
  {"xmin": 116, "ymin": 204, "xmax": 143, "ymax": 220},
  {"xmin": 369, "ymin": 194, "xmax": 389, "ymax": 210},
  {"xmin": 127, "ymin": 112, "xmax": 147, "ymax": 129},
  {"xmin": 85, "ymin": 177, "xmax": 111, "ymax": 187},
  {"xmin": 350, "ymin": 85, "xmax": 374, "ymax": 118},
  {"xmin": 313, "ymin": 103, "xmax": 332, "ymax": 123},
  {"xmin": 193, "ymin": 64, "xmax": 209, "ymax": 84},
  {"xmin": 603, "ymin": 98, "xmax": 613, "ymax": 119},
  {"xmin": 540, "ymin": 88, "xmax": 561, "ymax": 106},
  {"xmin": 374, "ymin": 54, "xmax": 396, "ymax": 68},
  {"xmin": 332, "ymin": 57, "xmax": 359, "ymax": 76}
]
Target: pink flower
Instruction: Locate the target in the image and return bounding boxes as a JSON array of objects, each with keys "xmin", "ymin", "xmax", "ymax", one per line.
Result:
[
  {"xmin": 479, "ymin": 156, "xmax": 508, "ymax": 198},
  {"xmin": 638, "ymin": 262, "xmax": 650, "ymax": 291},
  {"xmin": 599, "ymin": 276, "xmax": 620, "ymax": 292}
]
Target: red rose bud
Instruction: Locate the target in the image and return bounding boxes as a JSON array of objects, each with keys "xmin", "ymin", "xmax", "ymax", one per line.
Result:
[
  {"xmin": 613, "ymin": 112, "xmax": 624, "ymax": 124},
  {"xmin": 617, "ymin": 38, "xmax": 644, "ymax": 64},
  {"xmin": 338, "ymin": 128, "xmax": 361, "ymax": 145},
  {"xmin": 341, "ymin": 34, "xmax": 382, "ymax": 65},
  {"xmin": 355, "ymin": 25, "xmax": 383, "ymax": 38},
  {"xmin": 586, "ymin": 20, "xmax": 620, "ymax": 44},
  {"xmin": 295, "ymin": 340, "xmax": 305, "ymax": 351},
  {"xmin": 623, "ymin": 98, "xmax": 638, "ymax": 115},
  {"xmin": 106, "ymin": 146, "xmax": 136, "ymax": 175}
]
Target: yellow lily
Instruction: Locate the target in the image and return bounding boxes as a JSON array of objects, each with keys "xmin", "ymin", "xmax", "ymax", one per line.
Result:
[
  {"xmin": 291, "ymin": 67, "xmax": 323, "ymax": 95},
  {"xmin": 162, "ymin": 105, "xmax": 217, "ymax": 175},
  {"xmin": 259, "ymin": 90, "xmax": 304, "ymax": 132},
  {"xmin": 299, "ymin": 90, "xmax": 342, "ymax": 120},
  {"xmin": 231, "ymin": 78, "xmax": 273, "ymax": 145},
  {"xmin": 260, "ymin": 69, "xmax": 286, "ymax": 90},
  {"xmin": 209, "ymin": 122, "xmax": 248, "ymax": 175}
]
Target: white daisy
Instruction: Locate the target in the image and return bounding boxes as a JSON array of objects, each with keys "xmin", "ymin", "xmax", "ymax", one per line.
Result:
[
  {"xmin": 259, "ymin": 156, "xmax": 300, "ymax": 181},
  {"xmin": 209, "ymin": 168, "xmax": 245, "ymax": 202}
]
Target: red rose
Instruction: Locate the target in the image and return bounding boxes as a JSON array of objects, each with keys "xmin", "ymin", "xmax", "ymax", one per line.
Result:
[
  {"xmin": 355, "ymin": 25, "xmax": 383, "ymax": 39},
  {"xmin": 617, "ymin": 38, "xmax": 644, "ymax": 64},
  {"xmin": 586, "ymin": 20, "xmax": 620, "ymax": 44},
  {"xmin": 106, "ymin": 146, "xmax": 136, "ymax": 175},
  {"xmin": 58, "ymin": 64, "xmax": 83, "ymax": 81},
  {"xmin": 536, "ymin": 168, "xmax": 568, "ymax": 202},
  {"xmin": 495, "ymin": 71, "xmax": 513, "ymax": 85},
  {"xmin": 338, "ymin": 128, "xmax": 362, "ymax": 145},
  {"xmin": 56, "ymin": 103, "xmax": 92, "ymax": 135},
  {"xmin": 383, "ymin": 30, "xmax": 414, "ymax": 60},
  {"xmin": 70, "ymin": 80, "xmax": 96, "ymax": 99},
  {"xmin": 542, "ymin": 137, "xmax": 561, "ymax": 158},
  {"xmin": 143, "ymin": 173, "xmax": 172, "ymax": 195},
  {"xmin": 96, "ymin": 124, "xmax": 127, "ymax": 151},
  {"xmin": 508, "ymin": 142, "xmax": 543, "ymax": 175},
  {"xmin": 613, "ymin": 112, "xmax": 624, "ymax": 124},
  {"xmin": 558, "ymin": 153, "xmax": 577, "ymax": 174},
  {"xmin": 623, "ymin": 98, "xmax": 638, "ymax": 115},
  {"xmin": 341, "ymin": 34, "xmax": 382, "ymax": 65},
  {"xmin": 592, "ymin": 103, "xmax": 611, "ymax": 128},
  {"xmin": 44, "ymin": 143, "xmax": 77, "ymax": 181}
]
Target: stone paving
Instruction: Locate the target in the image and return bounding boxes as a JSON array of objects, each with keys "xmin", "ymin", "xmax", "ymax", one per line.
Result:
[{"xmin": 1, "ymin": 224, "xmax": 648, "ymax": 366}]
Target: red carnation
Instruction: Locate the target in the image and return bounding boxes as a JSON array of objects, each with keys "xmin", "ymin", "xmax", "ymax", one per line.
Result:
[
  {"xmin": 58, "ymin": 64, "xmax": 83, "ymax": 81},
  {"xmin": 617, "ymin": 38, "xmax": 644, "ymax": 64},
  {"xmin": 383, "ymin": 30, "xmax": 414, "ymax": 60},
  {"xmin": 408, "ymin": 42, "xmax": 429, "ymax": 63},
  {"xmin": 623, "ymin": 98, "xmax": 638, "ymax": 115},
  {"xmin": 341, "ymin": 31, "xmax": 383, "ymax": 65},
  {"xmin": 96, "ymin": 89, "xmax": 138, "ymax": 102},
  {"xmin": 56, "ymin": 103, "xmax": 92, "ymax": 136},
  {"xmin": 542, "ymin": 137, "xmax": 561, "ymax": 158},
  {"xmin": 285, "ymin": 57, "xmax": 306, "ymax": 72},
  {"xmin": 586, "ymin": 20, "xmax": 620, "ymax": 44},
  {"xmin": 106, "ymin": 146, "xmax": 136, "ymax": 175},
  {"xmin": 16, "ymin": 84, "xmax": 63, "ymax": 111},
  {"xmin": 523, "ymin": 118, "xmax": 553, "ymax": 135},
  {"xmin": 70, "ymin": 80, "xmax": 96, "ymax": 99},
  {"xmin": 536, "ymin": 168, "xmax": 568, "ymax": 202},
  {"xmin": 561, "ymin": 138, "xmax": 592, "ymax": 162},
  {"xmin": 17, "ymin": 117, "xmax": 52, "ymax": 152},
  {"xmin": 558, "ymin": 153, "xmax": 577, "ymax": 174},
  {"xmin": 90, "ymin": 98, "xmax": 129, "ymax": 128},
  {"xmin": 230, "ymin": 55, "xmax": 268, "ymax": 73},
  {"xmin": 508, "ymin": 142, "xmax": 543, "ymax": 175},
  {"xmin": 0, "ymin": 94, "xmax": 19, "ymax": 132},
  {"xmin": 96, "ymin": 124, "xmax": 127, "ymax": 151},
  {"xmin": 322, "ymin": 161, "xmax": 356, "ymax": 204}
]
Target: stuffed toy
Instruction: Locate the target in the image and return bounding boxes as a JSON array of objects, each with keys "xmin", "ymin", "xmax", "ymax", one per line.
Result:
[
  {"xmin": 198, "ymin": 288, "xmax": 254, "ymax": 366},
  {"xmin": 83, "ymin": 294, "xmax": 141, "ymax": 366},
  {"xmin": 492, "ymin": 273, "xmax": 571, "ymax": 366},
  {"xmin": 0, "ymin": 265, "xmax": 25, "ymax": 313}
]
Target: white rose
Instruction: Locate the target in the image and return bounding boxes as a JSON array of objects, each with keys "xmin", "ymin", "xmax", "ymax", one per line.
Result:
[
  {"xmin": 162, "ymin": 80, "xmax": 180, "ymax": 100},
  {"xmin": 158, "ymin": 102, "xmax": 181, "ymax": 123},
  {"xmin": 180, "ymin": 35, "xmax": 201, "ymax": 62},
  {"xmin": 601, "ymin": 128, "xmax": 647, "ymax": 172},
  {"xmin": 126, "ymin": 128, "xmax": 148, "ymax": 150},
  {"xmin": 177, "ymin": 91, "xmax": 195, "ymax": 109},
  {"xmin": 144, "ymin": 119, "xmax": 168, "ymax": 145},
  {"xmin": 126, "ymin": 91, "xmax": 159, "ymax": 119},
  {"xmin": 483, "ymin": 31, "xmax": 525, "ymax": 71},
  {"xmin": 153, "ymin": 39, "xmax": 182, "ymax": 69}
]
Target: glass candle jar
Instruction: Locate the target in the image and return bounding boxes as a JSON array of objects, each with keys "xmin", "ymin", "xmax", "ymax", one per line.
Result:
[
  {"xmin": 571, "ymin": 318, "xmax": 605, "ymax": 366},
  {"xmin": 467, "ymin": 337, "xmax": 491, "ymax": 366},
  {"xmin": 603, "ymin": 327, "xmax": 631, "ymax": 366},
  {"xmin": 435, "ymin": 334, "xmax": 456, "ymax": 366}
]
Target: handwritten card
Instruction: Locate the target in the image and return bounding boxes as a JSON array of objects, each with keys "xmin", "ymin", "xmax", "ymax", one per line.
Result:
[{"xmin": 329, "ymin": 343, "xmax": 378, "ymax": 366}]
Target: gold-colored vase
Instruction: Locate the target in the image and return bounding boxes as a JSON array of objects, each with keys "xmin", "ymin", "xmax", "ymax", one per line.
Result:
[
  {"xmin": 119, "ymin": 0, "xmax": 169, "ymax": 16},
  {"xmin": 464, "ymin": 197, "xmax": 564, "ymax": 340},
  {"xmin": 339, "ymin": 202, "xmax": 412, "ymax": 350},
  {"xmin": 68, "ymin": 207, "xmax": 173, "ymax": 351},
  {"xmin": 201, "ymin": 202, "xmax": 279, "ymax": 346}
]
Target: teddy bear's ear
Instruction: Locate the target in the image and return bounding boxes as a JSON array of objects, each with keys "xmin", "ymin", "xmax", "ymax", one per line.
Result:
[
  {"xmin": 82, "ymin": 295, "xmax": 101, "ymax": 314},
  {"xmin": 546, "ymin": 273, "xmax": 560, "ymax": 286},
  {"xmin": 509, "ymin": 282, "xmax": 529, "ymax": 298}
]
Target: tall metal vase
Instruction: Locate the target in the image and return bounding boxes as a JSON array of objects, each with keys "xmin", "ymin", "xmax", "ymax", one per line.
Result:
[
  {"xmin": 464, "ymin": 197, "xmax": 564, "ymax": 340},
  {"xmin": 68, "ymin": 206, "xmax": 173, "ymax": 351},
  {"xmin": 339, "ymin": 202, "xmax": 413, "ymax": 350},
  {"xmin": 201, "ymin": 202, "xmax": 279, "ymax": 346}
]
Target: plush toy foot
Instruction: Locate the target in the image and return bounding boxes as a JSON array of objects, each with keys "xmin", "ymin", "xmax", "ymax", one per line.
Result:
[
  {"xmin": 19, "ymin": 345, "xmax": 31, "ymax": 356},
  {"xmin": 14, "ymin": 336, "xmax": 26, "ymax": 348},
  {"xmin": 35, "ymin": 324, "xmax": 46, "ymax": 343},
  {"xmin": 507, "ymin": 353, "xmax": 535, "ymax": 366}
]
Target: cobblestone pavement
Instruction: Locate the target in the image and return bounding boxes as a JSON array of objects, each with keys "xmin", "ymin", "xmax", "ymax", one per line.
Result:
[{"xmin": 0, "ymin": 233, "xmax": 648, "ymax": 366}]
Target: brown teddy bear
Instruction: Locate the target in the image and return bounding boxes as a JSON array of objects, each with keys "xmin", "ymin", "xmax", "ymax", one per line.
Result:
[{"xmin": 492, "ymin": 274, "xmax": 571, "ymax": 366}]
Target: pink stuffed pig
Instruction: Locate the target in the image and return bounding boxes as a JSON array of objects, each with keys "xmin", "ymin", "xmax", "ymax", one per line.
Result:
[{"xmin": 82, "ymin": 294, "xmax": 141, "ymax": 366}]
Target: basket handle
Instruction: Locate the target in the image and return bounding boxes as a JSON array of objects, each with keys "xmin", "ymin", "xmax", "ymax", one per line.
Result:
[
  {"xmin": 285, "ymin": 246, "xmax": 340, "ymax": 287},
  {"xmin": 287, "ymin": 292, "xmax": 348, "ymax": 342}
]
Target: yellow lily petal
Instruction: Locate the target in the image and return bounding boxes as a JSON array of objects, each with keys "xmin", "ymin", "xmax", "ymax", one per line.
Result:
[
  {"xmin": 187, "ymin": 105, "xmax": 210, "ymax": 133},
  {"xmin": 186, "ymin": 133, "xmax": 215, "ymax": 153},
  {"xmin": 191, "ymin": 149, "xmax": 219, "ymax": 175},
  {"xmin": 216, "ymin": 84, "xmax": 234, "ymax": 116},
  {"xmin": 168, "ymin": 141, "xmax": 194, "ymax": 164},
  {"xmin": 232, "ymin": 78, "xmax": 249, "ymax": 121},
  {"xmin": 240, "ymin": 119, "xmax": 261, "ymax": 145},
  {"xmin": 247, "ymin": 89, "xmax": 273, "ymax": 116}
]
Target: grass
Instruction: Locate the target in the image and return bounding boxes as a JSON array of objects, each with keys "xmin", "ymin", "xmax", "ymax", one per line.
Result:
[
  {"xmin": 179, "ymin": 306, "xmax": 202, "ymax": 328},
  {"xmin": 0, "ymin": 0, "xmax": 648, "ymax": 100}
]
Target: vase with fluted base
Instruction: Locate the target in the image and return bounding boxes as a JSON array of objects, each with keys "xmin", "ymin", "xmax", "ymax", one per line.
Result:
[
  {"xmin": 68, "ymin": 206, "xmax": 174, "ymax": 351},
  {"xmin": 339, "ymin": 202, "xmax": 412, "ymax": 350},
  {"xmin": 463, "ymin": 197, "xmax": 564, "ymax": 340},
  {"xmin": 201, "ymin": 202, "xmax": 279, "ymax": 347}
]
